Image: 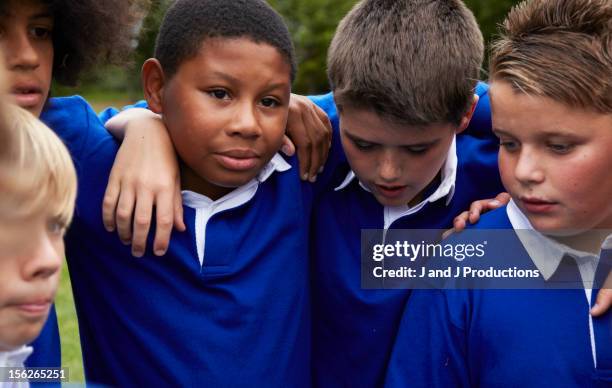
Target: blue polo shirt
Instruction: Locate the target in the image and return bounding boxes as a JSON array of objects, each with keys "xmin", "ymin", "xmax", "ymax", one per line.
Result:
[
  {"xmin": 385, "ymin": 206, "xmax": 612, "ymax": 388},
  {"xmin": 24, "ymin": 306, "xmax": 60, "ymax": 369},
  {"xmin": 309, "ymin": 82, "xmax": 504, "ymax": 387},
  {"xmin": 41, "ymin": 95, "xmax": 343, "ymax": 386}
]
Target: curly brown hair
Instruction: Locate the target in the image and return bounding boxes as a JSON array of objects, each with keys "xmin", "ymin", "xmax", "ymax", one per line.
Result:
[{"xmin": 22, "ymin": 0, "xmax": 149, "ymax": 86}]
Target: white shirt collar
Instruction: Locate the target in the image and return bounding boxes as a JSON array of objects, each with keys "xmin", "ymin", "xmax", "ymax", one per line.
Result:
[
  {"xmin": 506, "ymin": 199, "xmax": 609, "ymax": 287},
  {"xmin": 0, "ymin": 345, "xmax": 33, "ymax": 367},
  {"xmin": 181, "ymin": 153, "xmax": 290, "ymax": 266},
  {"xmin": 182, "ymin": 153, "xmax": 291, "ymax": 209},
  {"xmin": 334, "ymin": 136, "xmax": 458, "ymax": 228}
]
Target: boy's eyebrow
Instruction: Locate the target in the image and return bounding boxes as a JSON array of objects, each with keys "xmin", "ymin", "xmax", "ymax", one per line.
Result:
[
  {"xmin": 210, "ymin": 71, "xmax": 239, "ymax": 84},
  {"xmin": 0, "ymin": 10, "xmax": 53, "ymax": 20},
  {"xmin": 494, "ymin": 127, "xmax": 581, "ymax": 138},
  {"xmin": 492, "ymin": 128, "xmax": 512, "ymax": 137},
  {"xmin": 209, "ymin": 71, "xmax": 289, "ymax": 93},
  {"xmin": 260, "ymin": 82, "xmax": 291, "ymax": 94},
  {"xmin": 343, "ymin": 129, "xmax": 440, "ymax": 147},
  {"xmin": 30, "ymin": 11, "xmax": 53, "ymax": 20}
]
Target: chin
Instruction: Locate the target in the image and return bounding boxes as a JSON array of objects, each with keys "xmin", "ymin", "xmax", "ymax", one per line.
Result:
[
  {"xmin": 215, "ymin": 175, "xmax": 257, "ymax": 189},
  {"xmin": 373, "ymin": 195, "xmax": 406, "ymax": 207},
  {"xmin": 528, "ymin": 218, "xmax": 585, "ymax": 237},
  {"xmin": 0, "ymin": 329, "xmax": 40, "ymax": 351}
]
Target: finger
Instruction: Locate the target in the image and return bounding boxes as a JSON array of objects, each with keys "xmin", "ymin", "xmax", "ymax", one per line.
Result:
[
  {"xmin": 102, "ymin": 175, "xmax": 121, "ymax": 232},
  {"xmin": 591, "ymin": 288, "xmax": 612, "ymax": 317},
  {"xmin": 152, "ymin": 190, "xmax": 174, "ymax": 256},
  {"xmin": 453, "ymin": 212, "xmax": 469, "ymax": 232},
  {"xmin": 496, "ymin": 192, "xmax": 511, "ymax": 204},
  {"xmin": 468, "ymin": 202, "xmax": 483, "ymax": 224},
  {"xmin": 441, "ymin": 228, "xmax": 455, "ymax": 240},
  {"xmin": 306, "ymin": 110, "xmax": 324, "ymax": 182},
  {"xmin": 486, "ymin": 199, "xmax": 502, "ymax": 209},
  {"xmin": 313, "ymin": 103, "xmax": 332, "ymax": 174},
  {"xmin": 173, "ymin": 181, "xmax": 186, "ymax": 232},
  {"xmin": 309, "ymin": 108, "xmax": 330, "ymax": 179},
  {"xmin": 295, "ymin": 112, "xmax": 312, "ymax": 181},
  {"xmin": 115, "ymin": 186, "xmax": 136, "ymax": 245},
  {"xmin": 280, "ymin": 135, "xmax": 296, "ymax": 156},
  {"xmin": 131, "ymin": 190, "xmax": 154, "ymax": 257},
  {"xmin": 313, "ymin": 103, "xmax": 333, "ymax": 139}
]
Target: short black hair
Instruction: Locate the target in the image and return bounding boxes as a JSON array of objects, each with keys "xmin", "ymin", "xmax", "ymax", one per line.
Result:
[{"xmin": 154, "ymin": 0, "xmax": 296, "ymax": 81}]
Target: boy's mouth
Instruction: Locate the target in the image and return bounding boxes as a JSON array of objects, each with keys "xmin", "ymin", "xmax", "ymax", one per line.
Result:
[
  {"xmin": 10, "ymin": 298, "xmax": 52, "ymax": 318},
  {"xmin": 215, "ymin": 149, "xmax": 260, "ymax": 171},
  {"xmin": 10, "ymin": 85, "xmax": 44, "ymax": 110},
  {"xmin": 519, "ymin": 196, "xmax": 558, "ymax": 214},
  {"xmin": 375, "ymin": 184, "xmax": 408, "ymax": 199}
]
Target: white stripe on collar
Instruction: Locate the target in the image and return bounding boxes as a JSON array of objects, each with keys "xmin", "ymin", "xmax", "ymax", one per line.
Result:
[
  {"xmin": 506, "ymin": 200, "xmax": 603, "ymax": 287},
  {"xmin": 183, "ymin": 153, "xmax": 291, "ymax": 209},
  {"xmin": 334, "ymin": 136, "xmax": 458, "ymax": 228},
  {"xmin": 182, "ymin": 153, "xmax": 291, "ymax": 266},
  {"xmin": 0, "ymin": 345, "xmax": 33, "ymax": 367},
  {"xmin": 506, "ymin": 199, "xmax": 608, "ymax": 368}
]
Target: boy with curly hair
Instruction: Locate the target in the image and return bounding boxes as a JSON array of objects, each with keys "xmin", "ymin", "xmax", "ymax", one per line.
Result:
[{"xmin": 0, "ymin": 0, "xmax": 153, "ymax": 370}]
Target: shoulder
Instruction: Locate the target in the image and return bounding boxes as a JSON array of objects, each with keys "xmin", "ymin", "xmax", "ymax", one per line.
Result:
[
  {"xmin": 308, "ymin": 92, "xmax": 338, "ymax": 125},
  {"xmin": 42, "ymin": 95, "xmax": 105, "ymax": 136},
  {"xmin": 467, "ymin": 206, "xmax": 512, "ymax": 229},
  {"xmin": 464, "ymin": 81, "xmax": 492, "ymax": 139},
  {"xmin": 43, "ymin": 95, "xmax": 97, "ymax": 123},
  {"xmin": 41, "ymin": 96, "xmax": 105, "ymax": 159}
]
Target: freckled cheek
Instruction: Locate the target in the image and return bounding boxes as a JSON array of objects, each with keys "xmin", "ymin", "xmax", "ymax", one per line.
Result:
[
  {"xmin": 554, "ymin": 158, "xmax": 605, "ymax": 202},
  {"xmin": 497, "ymin": 155, "xmax": 517, "ymax": 193}
]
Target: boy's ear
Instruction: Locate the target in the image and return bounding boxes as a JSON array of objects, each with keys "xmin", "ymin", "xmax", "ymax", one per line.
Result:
[
  {"xmin": 456, "ymin": 94, "xmax": 479, "ymax": 134},
  {"xmin": 142, "ymin": 59, "xmax": 166, "ymax": 114}
]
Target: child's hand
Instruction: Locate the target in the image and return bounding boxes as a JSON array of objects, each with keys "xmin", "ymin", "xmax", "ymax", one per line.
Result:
[
  {"xmin": 284, "ymin": 94, "xmax": 332, "ymax": 182},
  {"xmin": 103, "ymin": 109, "xmax": 185, "ymax": 257},
  {"xmin": 442, "ymin": 192, "xmax": 511, "ymax": 239},
  {"xmin": 591, "ymin": 273, "xmax": 612, "ymax": 317}
]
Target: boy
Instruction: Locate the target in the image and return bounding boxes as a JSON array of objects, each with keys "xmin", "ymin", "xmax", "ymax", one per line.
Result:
[
  {"xmin": 0, "ymin": 104, "xmax": 76, "ymax": 370},
  {"xmin": 0, "ymin": 0, "xmax": 156, "ymax": 370},
  {"xmin": 385, "ymin": 0, "xmax": 611, "ymax": 386},
  {"xmin": 43, "ymin": 0, "xmax": 342, "ymax": 385},
  {"xmin": 308, "ymin": 1, "xmax": 503, "ymax": 386},
  {"xmin": 105, "ymin": 1, "xmax": 612, "ymax": 386}
]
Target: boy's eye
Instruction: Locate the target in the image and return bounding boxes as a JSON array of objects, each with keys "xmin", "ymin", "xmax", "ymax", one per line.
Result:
[
  {"xmin": 402, "ymin": 145, "xmax": 429, "ymax": 155},
  {"xmin": 260, "ymin": 97, "xmax": 280, "ymax": 108},
  {"xmin": 547, "ymin": 143, "xmax": 574, "ymax": 154},
  {"xmin": 499, "ymin": 140, "xmax": 519, "ymax": 152},
  {"xmin": 353, "ymin": 139, "xmax": 376, "ymax": 151},
  {"xmin": 208, "ymin": 89, "xmax": 230, "ymax": 100},
  {"xmin": 30, "ymin": 26, "xmax": 53, "ymax": 40},
  {"xmin": 47, "ymin": 218, "xmax": 66, "ymax": 237}
]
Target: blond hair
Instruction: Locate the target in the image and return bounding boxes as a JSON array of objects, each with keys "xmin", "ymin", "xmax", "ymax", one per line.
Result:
[
  {"xmin": 327, "ymin": 0, "xmax": 484, "ymax": 126},
  {"xmin": 0, "ymin": 105, "xmax": 77, "ymax": 227},
  {"xmin": 490, "ymin": 0, "xmax": 612, "ymax": 113}
]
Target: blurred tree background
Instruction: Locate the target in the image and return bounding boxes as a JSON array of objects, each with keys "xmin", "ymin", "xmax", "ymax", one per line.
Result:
[{"xmin": 52, "ymin": 0, "xmax": 522, "ymax": 106}]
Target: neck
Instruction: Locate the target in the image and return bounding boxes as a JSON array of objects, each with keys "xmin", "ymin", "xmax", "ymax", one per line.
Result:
[
  {"xmin": 180, "ymin": 162, "xmax": 233, "ymax": 201},
  {"xmin": 549, "ymin": 229, "xmax": 611, "ymax": 255},
  {"xmin": 408, "ymin": 172, "xmax": 441, "ymax": 207}
]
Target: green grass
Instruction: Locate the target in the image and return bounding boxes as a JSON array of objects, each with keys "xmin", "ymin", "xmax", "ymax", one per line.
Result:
[{"xmin": 56, "ymin": 261, "xmax": 85, "ymax": 383}]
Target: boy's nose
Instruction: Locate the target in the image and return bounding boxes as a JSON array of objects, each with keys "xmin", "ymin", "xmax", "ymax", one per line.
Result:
[
  {"xmin": 227, "ymin": 102, "xmax": 262, "ymax": 139},
  {"xmin": 22, "ymin": 233, "xmax": 62, "ymax": 281},
  {"xmin": 378, "ymin": 150, "xmax": 402, "ymax": 182},
  {"xmin": 4, "ymin": 31, "xmax": 40, "ymax": 71},
  {"xmin": 514, "ymin": 149, "xmax": 545, "ymax": 185}
]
